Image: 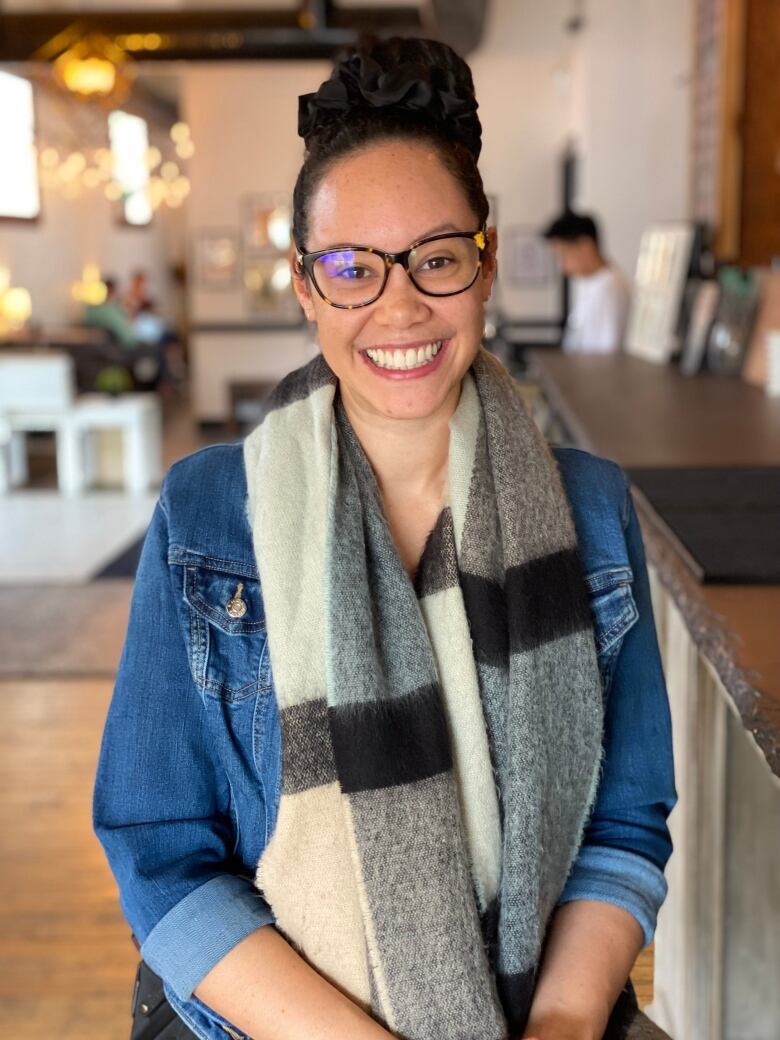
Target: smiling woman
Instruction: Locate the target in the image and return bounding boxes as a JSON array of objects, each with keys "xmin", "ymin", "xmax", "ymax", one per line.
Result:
[{"xmin": 94, "ymin": 35, "xmax": 676, "ymax": 1040}]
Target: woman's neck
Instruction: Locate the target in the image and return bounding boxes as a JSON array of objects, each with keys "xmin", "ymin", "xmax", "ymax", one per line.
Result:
[{"xmin": 340, "ymin": 385, "xmax": 457, "ymax": 499}]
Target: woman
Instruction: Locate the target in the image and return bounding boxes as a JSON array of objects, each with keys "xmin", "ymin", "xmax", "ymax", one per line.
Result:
[{"xmin": 94, "ymin": 38, "xmax": 675, "ymax": 1040}]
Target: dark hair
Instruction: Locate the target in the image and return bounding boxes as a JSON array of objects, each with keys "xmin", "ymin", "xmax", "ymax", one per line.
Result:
[
  {"xmin": 103, "ymin": 277, "xmax": 117, "ymax": 295},
  {"xmin": 293, "ymin": 37, "xmax": 489, "ymax": 251},
  {"xmin": 542, "ymin": 211, "xmax": 600, "ymax": 248}
]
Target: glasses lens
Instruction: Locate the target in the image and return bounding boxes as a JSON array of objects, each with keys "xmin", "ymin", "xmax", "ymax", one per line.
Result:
[
  {"xmin": 311, "ymin": 249, "xmax": 386, "ymax": 306},
  {"xmin": 409, "ymin": 236, "xmax": 481, "ymax": 296}
]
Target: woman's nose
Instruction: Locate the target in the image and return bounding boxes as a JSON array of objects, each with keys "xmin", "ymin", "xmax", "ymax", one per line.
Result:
[{"xmin": 372, "ymin": 262, "xmax": 431, "ymax": 327}]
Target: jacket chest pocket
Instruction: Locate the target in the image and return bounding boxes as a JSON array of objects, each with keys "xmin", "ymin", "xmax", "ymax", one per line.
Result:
[
  {"xmin": 182, "ymin": 562, "xmax": 271, "ymax": 702},
  {"xmin": 585, "ymin": 565, "xmax": 639, "ymax": 695}
]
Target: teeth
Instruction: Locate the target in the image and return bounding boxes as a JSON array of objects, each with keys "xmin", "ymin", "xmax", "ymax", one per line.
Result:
[{"xmin": 366, "ymin": 341, "xmax": 443, "ymax": 371}]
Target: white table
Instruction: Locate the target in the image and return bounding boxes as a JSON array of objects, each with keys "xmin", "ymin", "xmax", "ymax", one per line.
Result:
[
  {"xmin": 62, "ymin": 394, "xmax": 163, "ymax": 495},
  {"xmin": 0, "ymin": 353, "xmax": 79, "ymax": 494}
]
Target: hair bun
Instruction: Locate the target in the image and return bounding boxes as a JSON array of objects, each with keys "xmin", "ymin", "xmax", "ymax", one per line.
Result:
[{"xmin": 298, "ymin": 39, "xmax": 482, "ymax": 159}]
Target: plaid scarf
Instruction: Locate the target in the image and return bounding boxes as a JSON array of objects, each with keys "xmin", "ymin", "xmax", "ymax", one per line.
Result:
[{"xmin": 243, "ymin": 349, "xmax": 604, "ymax": 1039}]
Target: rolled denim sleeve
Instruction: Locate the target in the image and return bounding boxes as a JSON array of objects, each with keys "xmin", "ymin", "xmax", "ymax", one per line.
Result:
[
  {"xmin": 559, "ymin": 478, "xmax": 677, "ymax": 946},
  {"xmin": 93, "ymin": 490, "xmax": 275, "ymax": 1001}
]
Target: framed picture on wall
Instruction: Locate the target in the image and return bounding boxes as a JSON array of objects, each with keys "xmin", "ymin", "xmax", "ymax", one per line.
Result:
[
  {"xmin": 243, "ymin": 256, "xmax": 302, "ymax": 326},
  {"xmin": 193, "ymin": 229, "xmax": 240, "ymax": 290},
  {"xmin": 504, "ymin": 226, "xmax": 558, "ymax": 288},
  {"xmin": 241, "ymin": 192, "xmax": 293, "ymax": 254}
]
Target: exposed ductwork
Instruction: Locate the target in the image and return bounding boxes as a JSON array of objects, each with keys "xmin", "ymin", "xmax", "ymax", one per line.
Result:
[{"xmin": 0, "ymin": 2, "xmax": 489, "ymax": 63}]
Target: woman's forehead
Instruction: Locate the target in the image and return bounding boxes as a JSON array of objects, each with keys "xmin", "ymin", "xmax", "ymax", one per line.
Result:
[{"xmin": 306, "ymin": 140, "xmax": 477, "ymax": 251}]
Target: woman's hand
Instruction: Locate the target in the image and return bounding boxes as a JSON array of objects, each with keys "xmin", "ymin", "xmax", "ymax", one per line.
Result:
[
  {"xmin": 520, "ymin": 1022, "xmax": 596, "ymax": 1039},
  {"xmin": 520, "ymin": 1008, "xmax": 597, "ymax": 1040},
  {"xmin": 518, "ymin": 900, "xmax": 643, "ymax": 1040}
]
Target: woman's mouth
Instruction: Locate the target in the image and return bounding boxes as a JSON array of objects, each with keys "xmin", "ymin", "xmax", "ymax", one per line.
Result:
[{"xmin": 361, "ymin": 339, "xmax": 448, "ymax": 378}]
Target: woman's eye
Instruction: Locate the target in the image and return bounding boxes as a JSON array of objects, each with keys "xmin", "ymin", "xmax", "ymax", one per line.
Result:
[
  {"xmin": 419, "ymin": 255, "xmax": 454, "ymax": 271},
  {"xmin": 336, "ymin": 266, "xmax": 374, "ymax": 280}
]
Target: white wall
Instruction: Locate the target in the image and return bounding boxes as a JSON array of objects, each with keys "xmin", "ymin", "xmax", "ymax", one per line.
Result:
[
  {"xmin": 575, "ymin": 0, "xmax": 693, "ymax": 281},
  {"xmin": 181, "ymin": 61, "xmax": 328, "ymax": 420},
  {"xmin": 471, "ymin": 0, "xmax": 693, "ymax": 311},
  {"xmin": 470, "ymin": 0, "xmax": 576, "ymax": 320}
]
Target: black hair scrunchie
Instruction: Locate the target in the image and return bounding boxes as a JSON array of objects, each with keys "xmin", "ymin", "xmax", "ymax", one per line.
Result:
[{"xmin": 298, "ymin": 51, "xmax": 482, "ymax": 159}]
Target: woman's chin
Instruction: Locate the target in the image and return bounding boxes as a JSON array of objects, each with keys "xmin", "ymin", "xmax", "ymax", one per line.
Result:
[{"xmin": 363, "ymin": 380, "xmax": 460, "ymax": 422}]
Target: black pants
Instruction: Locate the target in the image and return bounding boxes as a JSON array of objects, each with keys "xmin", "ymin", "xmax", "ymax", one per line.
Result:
[
  {"xmin": 131, "ymin": 961, "xmax": 199, "ymax": 1040},
  {"xmin": 130, "ymin": 960, "xmax": 642, "ymax": 1040}
]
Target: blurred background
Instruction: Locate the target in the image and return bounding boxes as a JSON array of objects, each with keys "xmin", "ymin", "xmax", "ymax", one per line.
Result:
[{"xmin": 0, "ymin": 2, "xmax": 778, "ymax": 1039}]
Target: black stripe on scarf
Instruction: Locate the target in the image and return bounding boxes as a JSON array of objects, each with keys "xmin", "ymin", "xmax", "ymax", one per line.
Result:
[
  {"xmin": 461, "ymin": 547, "xmax": 593, "ymax": 665},
  {"xmin": 328, "ymin": 684, "xmax": 452, "ymax": 793}
]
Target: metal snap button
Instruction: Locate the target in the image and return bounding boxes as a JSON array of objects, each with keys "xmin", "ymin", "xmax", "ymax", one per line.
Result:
[{"xmin": 226, "ymin": 582, "xmax": 248, "ymax": 619}]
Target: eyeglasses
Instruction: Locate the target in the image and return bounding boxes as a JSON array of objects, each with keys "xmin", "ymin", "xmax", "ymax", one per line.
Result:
[{"xmin": 295, "ymin": 229, "xmax": 487, "ymax": 310}]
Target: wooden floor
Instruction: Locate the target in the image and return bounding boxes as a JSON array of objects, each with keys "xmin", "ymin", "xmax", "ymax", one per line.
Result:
[
  {"xmin": 0, "ymin": 672, "xmax": 654, "ymax": 1037},
  {"xmin": 0, "ymin": 400, "xmax": 653, "ymax": 1036},
  {"xmin": 0, "ymin": 679, "xmax": 136, "ymax": 1038}
]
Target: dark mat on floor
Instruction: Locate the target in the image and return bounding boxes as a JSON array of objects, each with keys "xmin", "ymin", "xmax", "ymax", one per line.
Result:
[
  {"xmin": 0, "ymin": 581, "xmax": 133, "ymax": 676},
  {"xmin": 94, "ymin": 536, "xmax": 146, "ymax": 580},
  {"xmin": 628, "ymin": 466, "xmax": 780, "ymax": 584}
]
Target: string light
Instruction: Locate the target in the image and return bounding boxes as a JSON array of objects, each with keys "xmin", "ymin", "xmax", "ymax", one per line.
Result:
[
  {"xmin": 71, "ymin": 264, "xmax": 107, "ymax": 305},
  {"xmin": 0, "ymin": 287, "xmax": 33, "ymax": 329},
  {"xmin": 170, "ymin": 121, "xmax": 191, "ymax": 143},
  {"xmin": 35, "ymin": 116, "xmax": 192, "ymax": 212}
]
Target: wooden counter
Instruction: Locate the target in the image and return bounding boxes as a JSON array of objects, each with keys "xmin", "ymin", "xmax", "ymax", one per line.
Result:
[
  {"xmin": 528, "ymin": 350, "xmax": 780, "ymax": 1040},
  {"xmin": 529, "ymin": 350, "xmax": 780, "ymax": 467},
  {"xmin": 528, "ymin": 350, "xmax": 780, "ymax": 777}
]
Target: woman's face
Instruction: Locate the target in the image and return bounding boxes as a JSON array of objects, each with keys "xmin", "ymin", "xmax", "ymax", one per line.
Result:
[{"xmin": 293, "ymin": 139, "xmax": 497, "ymax": 423}]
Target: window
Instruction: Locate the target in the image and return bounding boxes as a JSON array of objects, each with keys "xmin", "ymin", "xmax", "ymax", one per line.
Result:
[
  {"xmin": 0, "ymin": 71, "xmax": 41, "ymax": 220},
  {"xmin": 108, "ymin": 110, "xmax": 152, "ymax": 226}
]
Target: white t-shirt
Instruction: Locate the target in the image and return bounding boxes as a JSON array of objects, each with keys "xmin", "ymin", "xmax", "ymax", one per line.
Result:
[{"xmin": 563, "ymin": 264, "xmax": 631, "ymax": 354}]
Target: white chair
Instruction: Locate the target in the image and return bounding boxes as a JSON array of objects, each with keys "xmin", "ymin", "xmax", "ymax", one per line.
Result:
[{"xmin": 0, "ymin": 353, "xmax": 80, "ymax": 494}]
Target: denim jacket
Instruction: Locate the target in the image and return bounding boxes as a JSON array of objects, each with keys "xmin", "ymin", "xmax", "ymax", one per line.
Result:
[{"xmin": 93, "ymin": 441, "xmax": 677, "ymax": 1040}]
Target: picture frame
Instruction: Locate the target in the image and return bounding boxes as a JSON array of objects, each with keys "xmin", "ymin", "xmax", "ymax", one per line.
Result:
[
  {"xmin": 504, "ymin": 226, "xmax": 558, "ymax": 288},
  {"xmin": 680, "ymin": 280, "xmax": 720, "ymax": 376},
  {"xmin": 241, "ymin": 192, "xmax": 293, "ymax": 254},
  {"xmin": 243, "ymin": 256, "xmax": 303, "ymax": 326},
  {"xmin": 193, "ymin": 229, "xmax": 240, "ymax": 290},
  {"xmin": 625, "ymin": 223, "xmax": 696, "ymax": 365}
]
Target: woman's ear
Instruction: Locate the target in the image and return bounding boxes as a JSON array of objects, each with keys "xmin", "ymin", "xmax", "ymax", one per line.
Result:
[
  {"xmin": 291, "ymin": 255, "xmax": 317, "ymax": 322},
  {"xmin": 481, "ymin": 226, "xmax": 498, "ymax": 302}
]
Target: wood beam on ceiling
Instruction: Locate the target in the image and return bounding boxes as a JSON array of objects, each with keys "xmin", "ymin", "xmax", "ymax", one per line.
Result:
[{"xmin": 0, "ymin": 7, "xmax": 424, "ymax": 62}]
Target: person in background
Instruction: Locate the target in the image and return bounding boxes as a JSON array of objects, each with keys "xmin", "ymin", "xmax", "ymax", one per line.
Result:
[
  {"xmin": 543, "ymin": 211, "xmax": 631, "ymax": 354},
  {"xmin": 125, "ymin": 268, "xmax": 155, "ymax": 318},
  {"xmin": 85, "ymin": 277, "xmax": 177, "ymax": 392},
  {"xmin": 133, "ymin": 300, "xmax": 170, "ymax": 346},
  {"xmin": 83, "ymin": 276, "xmax": 138, "ymax": 350},
  {"xmin": 132, "ymin": 300, "xmax": 186, "ymax": 395}
]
